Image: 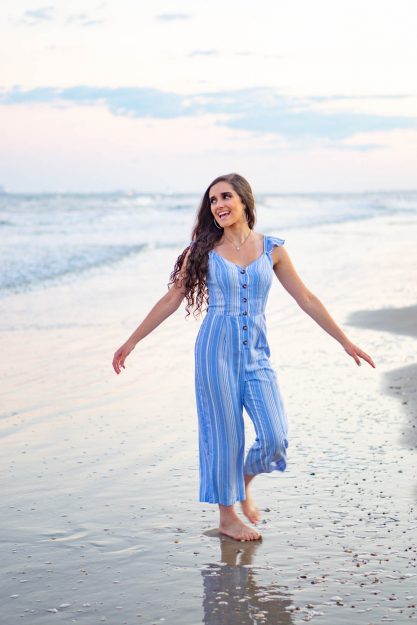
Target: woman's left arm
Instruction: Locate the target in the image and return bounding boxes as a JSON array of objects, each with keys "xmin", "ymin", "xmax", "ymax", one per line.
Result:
[{"xmin": 273, "ymin": 246, "xmax": 376, "ymax": 368}]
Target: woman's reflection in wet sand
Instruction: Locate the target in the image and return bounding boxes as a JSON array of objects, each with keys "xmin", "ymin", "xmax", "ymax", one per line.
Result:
[{"xmin": 202, "ymin": 531, "xmax": 294, "ymax": 625}]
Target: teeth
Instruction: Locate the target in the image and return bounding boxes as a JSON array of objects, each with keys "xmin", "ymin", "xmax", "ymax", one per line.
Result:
[{"xmin": 219, "ymin": 212, "xmax": 230, "ymax": 217}]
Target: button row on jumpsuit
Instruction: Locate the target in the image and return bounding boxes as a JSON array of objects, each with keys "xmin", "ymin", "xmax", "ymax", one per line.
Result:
[{"xmin": 241, "ymin": 269, "xmax": 248, "ymax": 345}]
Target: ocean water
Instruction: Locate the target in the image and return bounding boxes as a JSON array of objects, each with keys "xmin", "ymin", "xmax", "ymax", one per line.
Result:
[{"xmin": 1, "ymin": 190, "xmax": 417, "ymax": 297}]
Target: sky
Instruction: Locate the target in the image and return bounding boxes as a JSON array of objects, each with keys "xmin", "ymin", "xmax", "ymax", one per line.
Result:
[{"xmin": 0, "ymin": 0, "xmax": 416, "ymax": 193}]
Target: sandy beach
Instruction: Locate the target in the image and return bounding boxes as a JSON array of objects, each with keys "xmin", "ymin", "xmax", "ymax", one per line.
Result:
[
  {"xmin": 1, "ymin": 210, "xmax": 417, "ymax": 624},
  {"xmin": 348, "ymin": 303, "xmax": 417, "ymax": 489}
]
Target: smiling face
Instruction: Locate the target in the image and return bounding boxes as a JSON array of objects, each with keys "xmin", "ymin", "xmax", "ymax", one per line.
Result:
[{"xmin": 209, "ymin": 181, "xmax": 246, "ymax": 227}]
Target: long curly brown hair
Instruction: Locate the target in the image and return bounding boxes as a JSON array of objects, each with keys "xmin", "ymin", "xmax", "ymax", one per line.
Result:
[{"xmin": 167, "ymin": 173, "xmax": 257, "ymax": 319}]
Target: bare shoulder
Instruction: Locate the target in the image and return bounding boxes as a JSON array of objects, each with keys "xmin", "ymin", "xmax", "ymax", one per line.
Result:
[
  {"xmin": 183, "ymin": 244, "xmax": 193, "ymax": 263},
  {"xmin": 179, "ymin": 244, "xmax": 193, "ymax": 277},
  {"xmin": 256, "ymin": 231, "xmax": 265, "ymax": 245},
  {"xmin": 171, "ymin": 245, "xmax": 192, "ymax": 297}
]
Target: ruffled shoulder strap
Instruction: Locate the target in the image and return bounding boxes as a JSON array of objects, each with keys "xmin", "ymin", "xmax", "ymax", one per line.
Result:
[{"xmin": 265, "ymin": 235, "xmax": 285, "ymax": 255}]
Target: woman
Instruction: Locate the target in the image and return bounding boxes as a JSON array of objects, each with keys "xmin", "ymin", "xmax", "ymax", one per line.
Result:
[{"xmin": 112, "ymin": 173, "xmax": 375, "ymax": 542}]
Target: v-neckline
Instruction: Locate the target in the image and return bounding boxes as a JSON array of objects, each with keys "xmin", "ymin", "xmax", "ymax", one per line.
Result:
[{"xmin": 210, "ymin": 235, "xmax": 266, "ymax": 270}]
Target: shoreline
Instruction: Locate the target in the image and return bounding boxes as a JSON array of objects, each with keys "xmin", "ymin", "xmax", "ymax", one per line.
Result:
[{"xmin": 348, "ymin": 302, "xmax": 417, "ymax": 498}]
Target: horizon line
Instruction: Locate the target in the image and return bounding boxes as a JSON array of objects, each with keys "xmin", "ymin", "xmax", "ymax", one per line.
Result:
[{"xmin": 1, "ymin": 188, "xmax": 417, "ymax": 196}]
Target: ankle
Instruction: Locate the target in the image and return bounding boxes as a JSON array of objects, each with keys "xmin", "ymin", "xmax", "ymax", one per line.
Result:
[
  {"xmin": 244, "ymin": 473, "xmax": 255, "ymax": 488},
  {"xmin": 218, "ymin": 504, "xmax": 239, "ymax": 523}
]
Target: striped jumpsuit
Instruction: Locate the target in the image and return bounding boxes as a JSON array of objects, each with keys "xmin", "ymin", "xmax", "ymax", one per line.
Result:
[{"xmin": 194, "ymin": 234, "xmax": 289, "ymax": 506}]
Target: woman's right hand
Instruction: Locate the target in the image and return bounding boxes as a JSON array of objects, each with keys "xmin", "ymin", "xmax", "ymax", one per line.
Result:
[{"xmin": 112, "ymin": 340, "xmax": 136, "ymax": 374}]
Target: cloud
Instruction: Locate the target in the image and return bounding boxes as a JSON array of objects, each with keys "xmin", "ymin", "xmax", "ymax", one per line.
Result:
[
  {"xmin": 311, "ymin": 94, "xmax": 410, "ymax": 102},
  {"xmin": 1, "ymin": 85, "xmax": 415, "ymax": 144},
  {"xmin": 65, "ymin": 13, "xmax": 105, "ymax": 27},
  {"xmin": 0, "ymin": 86, "xmax": 185, "ymax": 118},
  {"xmin": 212, "ymin": 89, "xmax": 415, "ymax": 141},
  {"xmin": 156, "ymin": 13, "xmax": 190, "ymax": 22},
  {"xmin": 188, "ymin": 50, "xmax": 218, "ymax": 57},
  {"xmin": 16, "ymin": 6, "xmax": 104, "ymax": 27},
  {"xmin": 328, "ymin": 143, "xmax": 385, "ymax": 152},
  {"xmin": 1, "ymin": 86, "xmax": 59, "ymax": 104},
  {"xmin": 22, "ymin": 5, "xmax": 54, "ymax": 24}
]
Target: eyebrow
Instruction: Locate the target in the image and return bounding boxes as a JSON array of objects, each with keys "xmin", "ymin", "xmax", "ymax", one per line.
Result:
[{"xmin": 209, "ymin": 191, "xmax": 232, "ymax": 201}]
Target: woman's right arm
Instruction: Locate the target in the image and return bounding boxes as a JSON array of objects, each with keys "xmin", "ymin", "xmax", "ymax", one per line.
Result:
[{"xmin": 112, "ymin": 248, "xmax": 191, "ymax": 374}]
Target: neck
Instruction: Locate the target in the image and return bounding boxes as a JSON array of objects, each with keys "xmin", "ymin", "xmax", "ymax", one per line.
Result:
[{"xmin": 222, "ymin": 225, "xmax": 252, "ymax": 244}]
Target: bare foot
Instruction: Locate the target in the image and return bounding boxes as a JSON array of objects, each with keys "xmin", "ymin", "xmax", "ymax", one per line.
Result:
[
  {"xmin": 219, "ymin": 517, "xmax": 262, "ymax": 542},
  {"xmin": 240, "ymin": 492, "xmax": 261, "ymax": 525}
]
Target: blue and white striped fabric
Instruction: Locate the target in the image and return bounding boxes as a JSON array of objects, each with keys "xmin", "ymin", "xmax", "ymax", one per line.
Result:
[{"xmin": 194, "ymin": 234, "xmax": 289, "ymax": 506}]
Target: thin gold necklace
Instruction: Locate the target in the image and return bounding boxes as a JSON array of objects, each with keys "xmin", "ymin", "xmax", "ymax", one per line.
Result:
[{"xmin": 222, "ymin": 229, "xmax": 252, "ymax": 251}]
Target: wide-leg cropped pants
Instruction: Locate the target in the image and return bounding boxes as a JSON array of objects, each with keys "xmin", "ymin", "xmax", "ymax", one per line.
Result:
[{"xmin": 194, "ymin": 311, "xmax": 289, "ymax": 507}]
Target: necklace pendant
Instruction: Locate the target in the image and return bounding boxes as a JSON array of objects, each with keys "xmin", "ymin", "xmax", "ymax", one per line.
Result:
[{"xmin": 236, "ymin": 246, "xmax": 240, "ymax": 251}]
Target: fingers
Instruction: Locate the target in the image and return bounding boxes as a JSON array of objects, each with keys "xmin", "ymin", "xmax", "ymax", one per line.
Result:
[
  {"xmin": 351, "ymin": 346, "xmax": 376, "ymax": 369},
  {"xmin": 112, "ymin": 356, "xmax": 120, "ymax": 374},
  {"xmin": 112, "ymin": 349, "xmax": 127, "ymax": 374},
  {"xmin": 345, "ymin": 343, "xmax": 360, "ymax": 366},
  {"xmin": 361, "ymin": 351, "xmax": 376, "ymax": 368},
  {"xmin": 355, "ymin": 346, "xmax": 375, "ymax": 368},
  {"xmin": 344, "ymin": 342, "xmax": 376, "ymax": 368}
]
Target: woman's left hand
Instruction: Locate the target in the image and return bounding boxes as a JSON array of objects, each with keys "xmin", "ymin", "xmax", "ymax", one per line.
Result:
[{"xmin": 343, "ymin": 341, "xmax": 376, "ymax": 368}]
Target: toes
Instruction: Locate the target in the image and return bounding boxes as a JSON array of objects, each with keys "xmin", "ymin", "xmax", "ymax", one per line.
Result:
[{"xmin": 221, "ymin": 522, "xmax": 261, "ymax": 542}]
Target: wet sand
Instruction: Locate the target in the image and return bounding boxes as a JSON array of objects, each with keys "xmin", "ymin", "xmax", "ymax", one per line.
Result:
[
  {"xmin": 348, "ymin": 302, "xmax": 417, "ymax": 482},
  {"xmin": 1, "ymin": 215, "xmax": 417, "ymax": 624},
  {"xmin": 348, "ymin": 304, "xmax": 417, "ymax": 339}
]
